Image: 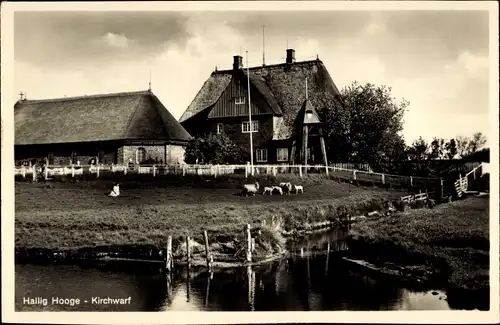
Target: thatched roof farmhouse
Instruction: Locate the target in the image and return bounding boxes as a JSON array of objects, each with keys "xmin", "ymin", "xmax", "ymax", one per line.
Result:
[
  {"xmin": 14, "ymin": 90, "xmax": 192, "ymax": 166},
  {"xmin": 179, "ymin": 49, "xmax": 343, "ymax": 164}
]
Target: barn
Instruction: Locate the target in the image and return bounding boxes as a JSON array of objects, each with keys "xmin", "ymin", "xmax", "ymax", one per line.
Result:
[
  {"xmin": 179, "ymin": 48, "xmax": 344, "ymax": 165},
  {"xmin": 14, "ymin": 90, "xmax": 192, "ymax": 166}
]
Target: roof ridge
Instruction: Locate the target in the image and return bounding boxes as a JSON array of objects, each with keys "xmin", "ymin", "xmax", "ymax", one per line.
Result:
[
  {"xmin": 17, "ymin": 90, "xmax": 151, "ymax": 104},
  {"xmin": 213, "ymin": 59, "xmax": 321, "ymax": 74}
]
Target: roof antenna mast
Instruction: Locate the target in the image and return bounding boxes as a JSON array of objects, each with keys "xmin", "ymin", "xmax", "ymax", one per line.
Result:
[
  {"xmin": 148, "ymin": 68, "xmax": 152, "ymax": 91},
  {"xmin": 262, "ymin": 25, "xmax": 266, "ymax": 66}
]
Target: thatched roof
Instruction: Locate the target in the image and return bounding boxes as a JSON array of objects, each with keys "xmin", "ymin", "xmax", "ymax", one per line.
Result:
[
  {"xmin": 15, "ymin": 90, "xmax": 192, "ymax": 145},
  {"xmin": 179, "ymin": 58, "xmax": 343, "ymax": 140}
]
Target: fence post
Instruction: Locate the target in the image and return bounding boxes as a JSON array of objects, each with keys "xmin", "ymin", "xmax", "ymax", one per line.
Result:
[
  {"xmin": 45, "ymin": 166, "xmax": 49, "ymax": 179},
  {"xmin": 165, "ymin": 236, "xmax": 173, "ymax": 273},
  {"xmin": 273, "ymin": 166, "xmax": 277, "ymax": 177},
  {"xmin": 72, "ymin": 166, "xmax": 75, "ymax": 177},
  {"xmin": 22, "ymin": 166, "xmax": 26, "ymax": 179},
  {"xmin": 245, "ymin": 224, "xmax": 252, "ymax": 263},
  {"xmin": 124, "ymin": 165, "xmax": 127, "ymax": 175},
  {"xmin": 325, "ymin": 165, "xmax": 329, "ymax": 176},
  {"xmin": 203, "ymin": 230, "xmax": 211, "ymax": 270},
  {"xmin": 353, "ymin": 170, "xmax": 357, "ymax": 181},
  {"xmin": 299, "ymin": 166, "xmax": 303, "ymax": 177},
  {"xmin": 96, "ymin": 165, "xmax": 100, "ymax": 178},
  {"xmin": 153, "ymin": 165, "xmax": 156, "ymax": 177},
  {"xmin": 182, "ymin": 165, "xmax": 186, "ymax": 176},
  {"xmin": 32, "ymin": 166, "xmax": 37, "ymax": 182},
  {"xmin": 381, "ymin": 173, "xmax": 385, "ymax": 185},
  {"xmin": 439, "ymin": 178, "xmax": 444, "ymax": 203},
  {"xmin": 410, "ymin": 176, "xmax": 413, "ymax": 187}
]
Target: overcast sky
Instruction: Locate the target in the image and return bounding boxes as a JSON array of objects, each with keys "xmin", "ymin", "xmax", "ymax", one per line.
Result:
[{"xmin": 14, "ymin": 9, "xmax": 491, "ymax": 146}]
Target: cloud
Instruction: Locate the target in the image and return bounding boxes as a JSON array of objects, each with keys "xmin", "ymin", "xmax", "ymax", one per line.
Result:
[{"xmin": 101, "ymin": 32, "xmax": 130, "ymax": 49}]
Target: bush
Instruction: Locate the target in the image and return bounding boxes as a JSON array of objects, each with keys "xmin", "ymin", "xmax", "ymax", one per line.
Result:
[{"xmin": 185, "ymin": 133, "xmax": 250, "ymax": 164}]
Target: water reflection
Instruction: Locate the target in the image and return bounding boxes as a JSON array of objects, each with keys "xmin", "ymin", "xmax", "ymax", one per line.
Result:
[{"xmin": 15, "ymin": 229, "xmax": 452, "ymax": 312}]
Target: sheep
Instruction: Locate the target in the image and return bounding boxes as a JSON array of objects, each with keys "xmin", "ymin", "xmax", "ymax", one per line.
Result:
[
  {"xmin": 272, "ymin": 186, "xmax": 283, "ymax": 195},
  {"xmin": 280, "ymin": 182, "xmax": 292, "ymax": 195},
  {"xmin": 293, "ymin": 185, "xmax": 304, "ymax": 194},
  {"xmin": 242, "ymin": 182, "xmax": 260, "ymax": 197},
  {"xmin": 263, "ymin": 186, "xmax": 274, "ymax": 195}
]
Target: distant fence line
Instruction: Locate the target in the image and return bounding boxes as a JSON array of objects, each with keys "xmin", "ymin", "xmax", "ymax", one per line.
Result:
[{"xmin": 15, "ymin": 162, "xmax": 445, "ymax": 190}]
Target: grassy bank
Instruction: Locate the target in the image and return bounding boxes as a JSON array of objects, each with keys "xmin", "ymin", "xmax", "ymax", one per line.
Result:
[
  {"xmin": 347, "ymin": 195, "xmax": 489, "ymax": 308},
  {"xmin": 15, "ymin": 175, "xmax": 405, "ymax": 253}
]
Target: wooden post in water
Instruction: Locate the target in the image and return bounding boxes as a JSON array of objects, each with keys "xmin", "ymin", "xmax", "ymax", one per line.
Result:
[
  {"xmin": 165, "ymin": 236, "xmax": 173, "ymax": 273},
  {"xmin": 186, "ymin": 236, "xmax": 191, "ymax": 266},
  {"xmin": 203, "ymin": 230, "xmax": 211, "ymax": 270},
  {"xmin": 245, "ymin": 224, "xmax": 252, "ymax": 263},
  {"xmin": 205, "ymin": 271, "xmax": 212, "ymax": 307},
  {"xmin": 325, "ymin": 241, "xmax": 330, "ymax": 275}
]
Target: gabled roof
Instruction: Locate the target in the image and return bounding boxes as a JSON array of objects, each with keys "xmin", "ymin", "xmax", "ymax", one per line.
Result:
[
  {"xmin": 14, "ymin": 90, "xmax": 192, "ymax": 145},
  {"xmin": 179, "ymin": 58, "xmax": 343, "ymax": 139},
  {"xmin": 295, "ymin": 99, "xmax": 321, "ymax": 125}
]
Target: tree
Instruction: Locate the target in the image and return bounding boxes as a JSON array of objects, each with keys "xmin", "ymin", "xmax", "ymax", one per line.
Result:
[
  {"xmin": 444, "ymin": 138, "xmax": 458, "ymax": 159},
  {"xmin": 429, "ymin": 137, "xmax": 446, "ymax": 159},
  {"xmin": 184, "ymin": 133, "xmax": 250, "ymax": 165},
  {"xmin": 406, "ymin": 137, "xmax": 429, "ymax": 161},
  {"xmin": 316, "ymin": 81, "xmax": 408, "ymax": 167},
  {"xmin": 469, "ymin": 132, "xmax": 487, "ymax": 154}
]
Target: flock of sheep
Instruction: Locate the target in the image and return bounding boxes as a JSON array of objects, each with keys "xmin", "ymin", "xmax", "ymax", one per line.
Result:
[{"xmin": 241, "ymin": 181, "xmax": 304, "ymax": 197}]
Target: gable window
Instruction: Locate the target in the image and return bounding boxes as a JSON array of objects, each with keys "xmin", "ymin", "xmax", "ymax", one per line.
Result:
[
  {"xmin": 136, "ymin": 147, "xmax": 146, "ymax": 164},
  {"xmin": 277, "ymin": 148, "xmax": 289, "ymax": 162},
  {"xmin": 242, "ymin": 120, "xmax": 258, "ymax": 133},
  {"xmin": 71, "ymin": 152, "xmax": 78, "ymax": 165},
  {"xmin": 47, "ymin": 152, "xmax": 54, "ymax": 165},
  {"xmin": 235, "ymin": 96, "xmax": 246, "ymax": 105},
  {"xmin": 256, "ymin": 149, "xmax": 268, "ymax": 163},
  {"xmin": 216, "ymin": 123, "xmax": 224, "ymax": 134}
]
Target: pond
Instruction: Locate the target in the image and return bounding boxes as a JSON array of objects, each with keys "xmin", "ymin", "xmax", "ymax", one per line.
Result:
[{"xmin": 15, "ymin": 229, "xmax": 452, "ymax": 311}]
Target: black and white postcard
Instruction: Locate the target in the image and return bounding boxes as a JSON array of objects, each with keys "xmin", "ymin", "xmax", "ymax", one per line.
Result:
[{"xmin": 1, "ymin": 1, "xmax": 499, "ymax": 324}]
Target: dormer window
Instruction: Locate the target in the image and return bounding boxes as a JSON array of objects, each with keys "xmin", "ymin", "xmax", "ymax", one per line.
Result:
[{"xmin": 235, "ymin": 96, "xmax": 246, "ymax": 105}]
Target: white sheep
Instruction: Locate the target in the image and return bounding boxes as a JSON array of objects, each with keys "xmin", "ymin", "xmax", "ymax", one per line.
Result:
[
  {"xmin": 293, "ymin": 185, "xmax": 304, "ymax": 194},
  {"xmin": 263, "ymin": 186, "xmax": 274, "ymax": 195},
  {"xmin": 272, "ymin": 186, "xmax": 283, "ymax": 195},
  {"xmin": 242, "ymin": 182, "xmax": 260, "ymax": 197}
]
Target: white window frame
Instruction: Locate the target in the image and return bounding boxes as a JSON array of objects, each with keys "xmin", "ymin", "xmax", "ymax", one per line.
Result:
[
  {"xmin": 256, "ymin": 149, "xmax": 268, "ymax": 162},
  {"xmin": 235, "ymin": 96, "xmax": 246, "ymax": 105},
  {"xmin": 242, "ymin": 120, "xmax": 259, "ymax": 133},
  {"xmin": 216, "ymin": 123, "xmax": 224, "ymax": 134},
  {"xmin": 276, "ymin": 148, "xmax": 289, "ymax": 162}
]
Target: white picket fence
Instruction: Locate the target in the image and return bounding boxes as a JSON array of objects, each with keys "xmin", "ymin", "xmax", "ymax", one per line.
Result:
[{"xmin": 15, "ymin": 162, "xmax": 443, "ymax": 190}]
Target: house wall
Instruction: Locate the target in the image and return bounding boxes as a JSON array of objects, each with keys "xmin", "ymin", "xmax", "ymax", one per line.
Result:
[
  {"xmin": 14, "ymin": 141, "xmax": 120, "ymax": 166},
  {"xmin": 122, "ymin": 144, "xmax": 186, "ymax": 165},
  {"xmin": 14, "ymin": 141, "xmax": 188, "ymax": 166}
]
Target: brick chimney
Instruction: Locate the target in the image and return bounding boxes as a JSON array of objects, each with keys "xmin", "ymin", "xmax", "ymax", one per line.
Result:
[
  {"xmin": 233, "ymin": 55, "xmax": 243, "ymax": 70},
  {"xmin": 286, "ymin": 49, "xmax": 295, "ymax": 64}
]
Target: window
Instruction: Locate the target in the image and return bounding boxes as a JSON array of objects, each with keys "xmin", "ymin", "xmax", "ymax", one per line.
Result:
[
  {"xmin": 136, "ymin": 147, "xmax": 146, "ymax": 164},
  {"xmin": 235, "ymin": 96, "xmax": 246, "ymax": 105},
  {"xmin": 47, "ymin": 152, "xmax": 54, "ymax": 165},
  {"xmin": 242, "ymin": 120, "xmax": 258, "ymax": 133},
  {"xmin": 216, "ymin": 123, "xmax": 224, "ymax": 134},
  {"xmin": 71, "ymin": 152, "xmax": 78, "ymax": 165},
  {"xmin": 256, "ymin": 149, "xmax": 268, "ymax": 162},
  {"xmin": 277, "ymin": 148, "xmax": 289, "ymax": 162}
]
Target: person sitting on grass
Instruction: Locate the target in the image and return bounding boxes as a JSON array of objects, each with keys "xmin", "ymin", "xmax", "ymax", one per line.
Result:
[{"xmin": 108, "ymin": 183, "xmax": 120, "ymax": 197}]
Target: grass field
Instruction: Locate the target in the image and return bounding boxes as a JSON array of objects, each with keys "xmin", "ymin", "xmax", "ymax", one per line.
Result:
[
  {"xmin": 15, "ymin": 175, "xmax": 407, "ymax": 250},
  {"xmin": 349, "ymin": 195, "xmax": 490, "ymax": 295}
]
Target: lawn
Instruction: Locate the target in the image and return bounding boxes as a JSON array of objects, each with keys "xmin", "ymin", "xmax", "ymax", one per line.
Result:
[
  {"xmin": 349, "ymin": 195, "xmax": 490, "ymax": 296},
  {"xmin": 15, "ymin": 175, "xmax": 407, "ymax": 250}
]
